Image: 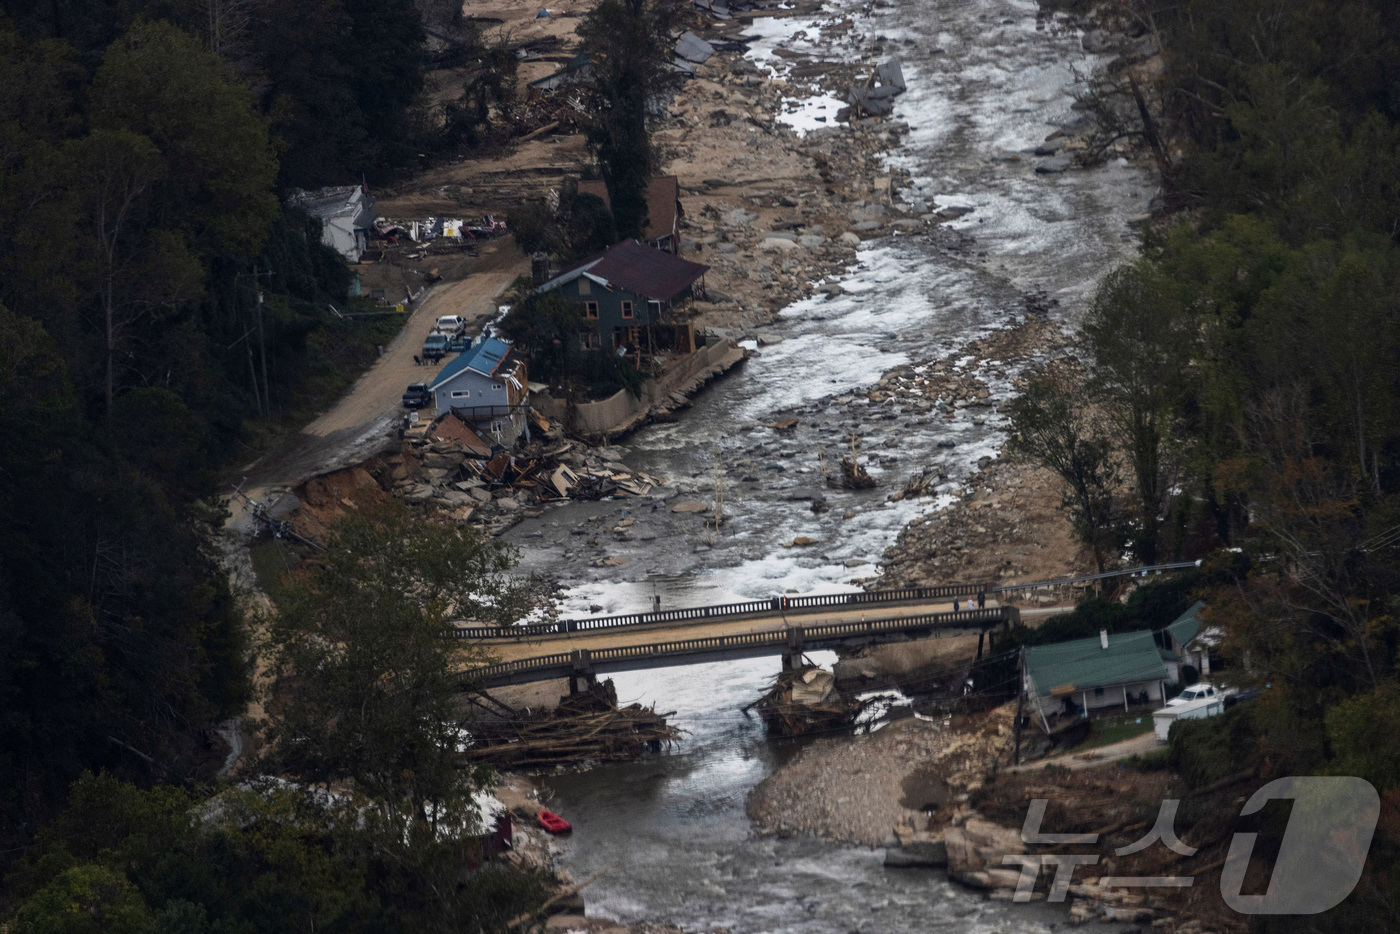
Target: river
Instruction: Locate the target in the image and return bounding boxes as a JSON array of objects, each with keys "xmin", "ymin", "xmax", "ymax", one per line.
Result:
[{"xmin": 501, "ymin": 0, "xmax": 1151, "ymax": 929}]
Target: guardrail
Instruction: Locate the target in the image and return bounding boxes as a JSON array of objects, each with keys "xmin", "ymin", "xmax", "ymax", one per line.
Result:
[
  {"xmin": 452, "ymin": 582, "xmax": 988, "ymax": 640},
  {"xmin": 989, "ymin": 561, "xmax": 1200, "ymax": 597},
  {"xmin": 462, "ymin": 607, "xmax": 1013, "ymax": 687},
  {"xmin": 453, "ymin": 562, "xmax": 1201, "ymax": 642}
]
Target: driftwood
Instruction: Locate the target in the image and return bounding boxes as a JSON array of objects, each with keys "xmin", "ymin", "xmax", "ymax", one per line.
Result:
[
  {"xmin": 470, "ymin": 680, "xmax": 680, "ymax": 769},
  {"xmin": 827, "ymin": 433, "xmax": 876, "ymax": 490}
]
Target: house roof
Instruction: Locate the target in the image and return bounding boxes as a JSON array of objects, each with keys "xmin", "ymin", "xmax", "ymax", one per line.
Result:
[
  {"xmin": 1166, "ymin": 601, "xmax": 1207, "ymax": 650},
  {"xmin": 576, "ymin": 176, "xmax": 682, "ymax": 244},
  {"xmin": 288, "ymin": 186, "xmax": 374, "ymax": 228},
  {"xmin": 429, "ymin": 338, "xmax": 512, "ymax": 390},
  {"xmin": 674, "ymin": 31, "xmax": 715, "ymax": 64},
  {"xmin": 536, "ymin": 239, "xmax": 708, "ymax": 303},
  {"xmin": 1024, "ymin": 630, "xmax": 1169, "ymax": 695},
  {"xmin": 527, "ymin": 52, "xmax": 592, "ymax": 89}
]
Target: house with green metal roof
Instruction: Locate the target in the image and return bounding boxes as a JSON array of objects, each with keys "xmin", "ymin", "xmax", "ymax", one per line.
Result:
[
  {"xmin": 1022, "ymin": 629, "xmax": 1170, "ymax": 731},
  {"xmin": 1157, "ymin": 600, "xmax": 1220, "ymax": 682}
]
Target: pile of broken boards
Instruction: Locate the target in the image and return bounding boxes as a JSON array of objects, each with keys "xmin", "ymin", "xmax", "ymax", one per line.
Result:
[
  {"xmin": 392, "ymin": 413, "xmax": 664, "ymax": 528},
  {"xmin": 844, "ymin": 60, "xmax": 906, "ymax": 119},
  {"xmin": 750, "ymin": 665, "xmax": 874, "ymax": 736},
  {"xmin": 470, "ymin": 680, "xmax": 681, "ymax": 770}
]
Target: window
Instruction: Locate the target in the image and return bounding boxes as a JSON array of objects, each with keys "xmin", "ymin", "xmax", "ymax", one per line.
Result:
[
  {"xmin": 1094, "ymin": 687, "xmax": 1104, "ymax": 697},
  {"xmin": 648, "ymin": 300, "xmax": 662, "ymax": 319},
  {"xmin": 579, "ymin": 331, "xmax": 600, "ymax": 350},
  {"xmin": 621, "ymin": 300, "xmax": 633, "ymax": 319},
  {"xmin": 492, "ymin": 382, "xmax": 503, "ymax": 391},
  {"xmin": 578, "ymin": 278, "xmax": 590, "ymax": 296},
  {"xmin": 585, "ymin": 301, "xmax": 599, "ymax": 319},
  {"xmin": 450, "ymin": 390, "xmax": 470, "ymax": 398}
]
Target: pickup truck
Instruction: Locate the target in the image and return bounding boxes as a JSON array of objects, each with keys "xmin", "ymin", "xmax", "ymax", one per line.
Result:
[
  {"xmin": 421, "ymin": 333, "xmax": 450, "ymax": 362},
  {"xmin": 1153, "ymin": 683, "xmax": 1234, "ymax": 741},
  {"xmin": 401, "ymin": 383, "xmax": 432, "ymax": 409}
]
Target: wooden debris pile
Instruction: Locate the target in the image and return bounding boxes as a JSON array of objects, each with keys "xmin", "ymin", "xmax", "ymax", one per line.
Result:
[
  {"xmin": 827, "ymin": 434, "xmax": 877, "ymax": 490},
  {"xmin": 749, "ymin": 665, "xmax": 875, "ymax": 736},
  {"xmin": 469, "ymin": 680, "xmax": 681, "ymax": 770}
]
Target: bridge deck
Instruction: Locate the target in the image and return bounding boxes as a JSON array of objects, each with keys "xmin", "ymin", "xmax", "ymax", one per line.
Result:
[
  {"xmin": 461, "ymin": 605, "xmax": 1017, "ymax": 689},
  {"xmin": 470, "ymin": 599, "xmax": 974, "ymax": 664}
]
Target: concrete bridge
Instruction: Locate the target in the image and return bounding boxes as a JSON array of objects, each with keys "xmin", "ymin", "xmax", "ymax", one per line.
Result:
[
  {"xmin": 462, "ymin": 605, "xmax": 1019, "ymax": 691},
  {"xmin": 454, "ymin": 562, "xmax": 1200, "ymax": 693}
]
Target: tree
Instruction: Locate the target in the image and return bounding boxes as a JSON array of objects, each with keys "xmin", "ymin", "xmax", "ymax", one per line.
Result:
[
  {"xmin": 1005, "ymin": 372, "xmax": 1126, "ymax": 571},
  {"xmin": 1083, "ymin": 262, "xmax": 1196, "ymax": 563},
  {"xmin": 576, "ymin": 0, "xmax": 679, "ymax": 239},
  {"xmin": 261, "ymin": 499, "xmax": 530, "ymax": 828}
]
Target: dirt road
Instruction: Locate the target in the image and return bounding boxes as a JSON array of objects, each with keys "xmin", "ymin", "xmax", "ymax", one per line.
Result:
[{"xmin": 230, "ymin": 243, "xmax": 526, "ymax": 515}]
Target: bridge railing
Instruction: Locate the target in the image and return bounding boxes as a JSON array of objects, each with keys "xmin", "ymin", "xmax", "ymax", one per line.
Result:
[
  {"xmin": 452, "ymin": 562, "xmax": 1198, "ymax": 643},
  {"xmin": 462, "ymin": 607, "xmax": 1012, "ymax": 685},
  {"xmin": 452, "ymin": 582, "xmax": 988, "ymax": 640}
]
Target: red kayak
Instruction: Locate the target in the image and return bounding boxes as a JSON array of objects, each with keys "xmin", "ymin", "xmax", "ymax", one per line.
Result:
[{"xmin": 537, "ymin": 809, "xmax": 572, "ymax": 834}]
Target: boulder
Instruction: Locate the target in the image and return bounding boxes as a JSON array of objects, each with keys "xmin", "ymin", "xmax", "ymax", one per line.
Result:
[
  {"xmin": 839, "ymin": 232, "xmax": 862, "ymax": 246},
  {"xmin": 1035, "ymin": 155, "xmax": 1072, "ymax": 174}
]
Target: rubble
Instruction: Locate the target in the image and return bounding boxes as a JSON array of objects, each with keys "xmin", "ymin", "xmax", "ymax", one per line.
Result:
[{"xmin": 748, "ymin": 665, "xmax": 876, "ymax": 736}]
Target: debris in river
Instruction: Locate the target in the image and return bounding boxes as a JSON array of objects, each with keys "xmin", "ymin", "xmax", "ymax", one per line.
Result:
[
  {"xmin": 468, "ymin": 680, "xmax": 680, "ymax": 770},
  {"xmin": 750, "ymin": 665, "xmax": 876, "ymax": 736},
  {"xmin": 829, "ymin": 433, "xmax": 876, "ymax": 490}
]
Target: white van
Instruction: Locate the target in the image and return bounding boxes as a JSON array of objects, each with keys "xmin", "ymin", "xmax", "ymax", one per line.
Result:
[{"xmin": 435, "ymin": 315, "xmax": 466, "ymax": 335}]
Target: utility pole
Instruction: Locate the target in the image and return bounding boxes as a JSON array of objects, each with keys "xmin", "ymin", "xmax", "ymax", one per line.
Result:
[
  {"xmin": 236, "ymin": 266, "xmax": 275, "ymax": 419},
  {"xmin": 256, "ymin": 285, "xmax": 270, "ymax": 419}
]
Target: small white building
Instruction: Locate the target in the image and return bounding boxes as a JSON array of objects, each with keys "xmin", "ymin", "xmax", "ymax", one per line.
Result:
[
  {"xmin": 1158, "ymin": 601, "xmax": 1221, "ymax": 682},
  {"xmin": 288, "ymin": 185, "xmax": 375, "ymax": 262},
  {"xmin": 427, "ymin": 338, "xmax": 529, "ymax": 447}
]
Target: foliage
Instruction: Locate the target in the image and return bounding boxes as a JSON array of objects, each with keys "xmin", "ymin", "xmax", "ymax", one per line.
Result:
[
  {"xmin": 576, "ymin": 0, "xmax": 680, "ymax": 239},
  {"xmin": 260, "ymin": 499, "xmax": 531, "ymax": 826},
  {"xmin": 2, "ymin": 772, "xmax": 554, "ymax": 933},
  {"xmin": 1005, "ymin": 371, "xmax": 1126, "ymax": 571},
  {"xmin": 0, "ymin": 304, "xmax": 249, "ymax": 856},
  {"xmin": 509, "ymin": 180, "xmax": 618, "ymax": 260}
]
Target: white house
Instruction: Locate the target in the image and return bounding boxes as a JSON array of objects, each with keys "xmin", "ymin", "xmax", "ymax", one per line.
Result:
[
  {"xmin": 288, "ymin": 185, "xmax": 375, "ymax": 262},
  {"xmin": 427, "ymin": 338, "xmax": 529, "ymax": 447},
  {"xmin": 1158, "ymin": 601, "xmax": 1221, "ymax": 682}
]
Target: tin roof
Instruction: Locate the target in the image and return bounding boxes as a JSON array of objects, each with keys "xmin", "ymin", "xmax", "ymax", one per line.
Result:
[
  {"xmin": 1165, "ymin": 601, "xmax": 1206, "ymax": 650},
  {"xmin": 429, "ymin": 337, "xmax": 512, "ymax": 390},
  {"xmin": 536, "ymin": 239, "xmax": 708, "ymax": 303},
  {"xmin": 1024, "ymin": 630, "xmax": 1169, "ymax": 696}
]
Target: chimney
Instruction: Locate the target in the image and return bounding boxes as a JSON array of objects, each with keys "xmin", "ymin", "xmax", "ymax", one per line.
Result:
[
  {"xmin": 531, "ymin": 252, "xmax": 550, "ymax": 284},
  {"xmin": 1099, "ymin": 629, "xmax": 1109, "ymax": 650}
]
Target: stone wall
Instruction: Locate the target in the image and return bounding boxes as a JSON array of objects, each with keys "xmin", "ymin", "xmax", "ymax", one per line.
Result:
[{"xmin": 531, "ymin": 338, "xmax": 744, "ymax": 437}]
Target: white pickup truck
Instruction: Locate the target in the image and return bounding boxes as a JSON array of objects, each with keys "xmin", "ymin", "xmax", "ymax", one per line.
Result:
[{"xmin": 1153, "ymin": 683, "xmax": 1233, "ymax": 741}]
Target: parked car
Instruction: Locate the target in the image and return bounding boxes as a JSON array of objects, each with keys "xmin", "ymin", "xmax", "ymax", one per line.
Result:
[
  {"xmin": 402, "ymin": 383, "xmax": 432, "ymax": 409},
  {"xmin": 421, "ymin": 333, "xmax": 449, "ymax": 362},
  {"xmin": 435, "ymin": 315, "xmax": 466, "ymax": 336}
]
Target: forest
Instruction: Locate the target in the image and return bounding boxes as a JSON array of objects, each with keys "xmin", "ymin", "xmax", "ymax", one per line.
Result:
[
  {"xmin": 2, "ymin": 0, "xmax": 1400, "ymax": 929},
  {"xmin": 1003, "ymin": 1, "xmax": 1400, "ymax": 929}
]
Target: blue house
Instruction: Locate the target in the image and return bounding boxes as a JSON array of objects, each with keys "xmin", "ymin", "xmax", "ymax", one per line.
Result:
[{"xmin": 428, "ymin": 338, "xmax": 529, "ymax": 446}]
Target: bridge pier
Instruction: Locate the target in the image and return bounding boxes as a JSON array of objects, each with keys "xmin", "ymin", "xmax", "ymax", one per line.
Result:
[
  {"xmin": 781, "ymin": 629, "xmax": 805, "ymax": 671},
  {"xmin": 568, "ymin": 649, "xmax": 595, "ymax": 695}
]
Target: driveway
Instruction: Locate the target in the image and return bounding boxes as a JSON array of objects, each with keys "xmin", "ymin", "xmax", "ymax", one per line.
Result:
[{"xmin": 228, "ymin": 243, "xmax": 526, "ymax": 529}]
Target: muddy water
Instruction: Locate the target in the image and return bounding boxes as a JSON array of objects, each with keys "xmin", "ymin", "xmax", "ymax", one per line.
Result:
[{"xmin": 504, "ymin": 0, "xmax": 1151, "ymax": 929}]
